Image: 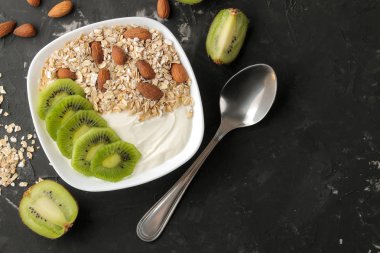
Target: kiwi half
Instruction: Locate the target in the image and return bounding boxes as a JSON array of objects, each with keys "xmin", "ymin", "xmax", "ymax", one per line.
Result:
[
  {"xmin": 206, "ymin": 8, "xmax": 249, "ymax": 64},
  {"xmin": 71, "ymin": 128, "xmax": 120, "ymax": 176},
  {"xmin": 57, "ymin": 110, "xmax": 107, "ymax": 158},
  {"xmin": 19, "ymin": 180, "xmax": 78, "ymax": 239},
  {"xmin": 37, "ymin": 79, "xmax": 85, "ymax": 120},
  {"xmin": 90, "ymin": 141, "xmax": 141, "ymax": 182},
  {"xmin": 45, "ymin": 95, "xmax": 93, "ymax": 140}
]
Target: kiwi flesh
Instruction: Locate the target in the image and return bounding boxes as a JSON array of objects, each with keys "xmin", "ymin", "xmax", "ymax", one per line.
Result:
[
  {"xmin": 37, "ymin": 79, "xmax": 85, "ymax": 120},
  {"xmin": 206, "ymin": 8, "xmax": 249, "ymax": 64},
  {"xmin": 19, "ymin": 180, "xmax": 78, "ymax": 239},
  {"xmin": 90, "ymin": 141, "xmax": 141, "ymax": 182},
  {"xmin": 71, "ymin": 128, "xmax": 120, "ymax": 176},
  {"xmin": 57, "ymin": 110, "xmax": 107, "ymax": 158},
  {"xmin": 45, "ymin": 95, "xmax": 93, "ymax": 140}
]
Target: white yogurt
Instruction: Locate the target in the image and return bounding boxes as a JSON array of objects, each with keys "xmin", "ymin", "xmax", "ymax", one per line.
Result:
[{"xmin": 101, "ymin": 107, "xmax": 192, "ymax": 174}]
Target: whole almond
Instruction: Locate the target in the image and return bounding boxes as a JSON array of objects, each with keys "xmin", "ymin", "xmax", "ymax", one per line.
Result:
[
  {"xmin": 56, "ymin": 68, "xmax": 76, "ymax": 80},
  {"xmin": 0, "ymin": 21, "xmax": 16, "ymax": 38},
  {"xmin": 27, "ymin": 0, "xmax": 40, "ymax": 7},
  {"xmin": 112, "ymin": 46, "xmax": 127, "ymax": 65},
  {"xmin": 123, "ymin": 28, "xmax": 152, "ymax": 40},
  {"xmin": 48, "ymin": 1, "xmax": 74, "ymax": 18},
  {"xmin": 97, "ymin": 69, "xmax": 110, "ymax": 92},
  {"xmin": 171, "ymin": 63, "xmax": 188, "ymax": 83},
  {"xmin": 157, "ymin": 0, "xmax": 170, "ymax": 19},
  {"xmin": 136, "ymin": 60, "xmax": 155, "ymax": 80},
  {"xmin": 137, "ymin": 83, "xmax": 163, "ymax": 100},
  {"xmin": 91, "ymin": 41, "xmax": 104, "ymax": 64},
  {"xmin": 13, "ymin": 24, "xmax": 37, "ymax": 38}
]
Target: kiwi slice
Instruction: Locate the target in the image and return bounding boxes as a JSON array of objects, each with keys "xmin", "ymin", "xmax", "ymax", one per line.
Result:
[
  {"xmin": 90, "ymin": 141, "xmax": 141, "ymax": 182},
  {"xmin": 37, "ymin": 79, "xmax": 85, "ymax": 120},
  {"xmin": 45, "ymin": 95, "xmax": 93, "ymax": 140},
  {"xmin": 19, "ymin": 180, "xmax": 78, "ymax": 239},
  {"xmin": 71, "ymin": 128, "xmax": 120, "ymax": 176},
  {"xmin": 57, "ymin": 110, "xmax": 107, "ymax": 158}
]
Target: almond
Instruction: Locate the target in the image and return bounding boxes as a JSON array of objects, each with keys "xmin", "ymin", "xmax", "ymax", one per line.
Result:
[
  {"xmin": 0, "ymin": 21, "xmax": 16, "ymax": 38},
  {"xmin": 112, "ymin": 46, "xmax": 127, "ymax": 65},
  {"xmin": 137, "ymin": 83, "xmax": 163, "ymax": 100},
  {"xmin": 123, "ymin": 28, "xmax": 152, "ymax": 40},
  {"xmin": 26, "ymin": 0, "xmax": 40, "ymax": 7},
  {"xmin": 97, "ymin": 69, "xmax": 110, "ymax": 92},
  {"xmin": 136, "ymin": 60, "xmax": 155, "ymax": 80},
  {"xmin": 91, "ymin": 41, "xmax": 104, "ymax": 64},
  {"xmin": 13, "ymin": 24, "xmax": 37, "ymax": 38},
  {"xmin": 157, "ymin": 0, "xmax": 170, "ymax": 19},
  {"xmin": 48, "ymin": 1, "xmax": 74, "ymax": 18},
  {"xmin": 171, "ymin": 63, "xmax": 188, "ymax": 83},
  {"xmin": 56, "ymin": 68, "xmax": 76, "ymax": 80}
]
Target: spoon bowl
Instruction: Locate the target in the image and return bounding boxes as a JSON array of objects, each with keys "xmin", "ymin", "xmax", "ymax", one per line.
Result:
[
  {"xmin": 137, "ymin": 64, "xmax": 277, "ymax": 242},
  {"xmin": 220, "ymin": 64, "xmax": 277, "ymax": 129}
]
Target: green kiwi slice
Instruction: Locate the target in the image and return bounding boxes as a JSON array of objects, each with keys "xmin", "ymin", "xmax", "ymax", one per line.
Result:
[
  {"xmin": 37, "ymin": 79, "xmax": 85, "ymax": 120},
  {"xmin": 71, "ymin": 128, "xmax": 120, "ymax": 176},
  {"xmin": 90, "ymin": 141, "xmax": 141, "ymax": 182},
  {"xmin": 45, "ymin": 95, "xmax": 93, "ymax": 140},
  {"xmin": 57, "ymin": 110, "xmax": 107, "ymax": 158},
  {"xmin": 19, "ymin": 180, "xmax": 78, "ymax": 239}
]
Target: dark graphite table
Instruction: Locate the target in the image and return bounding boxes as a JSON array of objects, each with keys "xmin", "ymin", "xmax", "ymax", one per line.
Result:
[{"xmin": 1, "ymin": 0, "xmax": 380, "ymax": 252}]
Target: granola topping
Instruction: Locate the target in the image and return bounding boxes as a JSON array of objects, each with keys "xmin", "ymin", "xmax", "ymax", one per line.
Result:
[{"xmin": 40, "ymin": 25, "xmax": 193, "ymax": 121}]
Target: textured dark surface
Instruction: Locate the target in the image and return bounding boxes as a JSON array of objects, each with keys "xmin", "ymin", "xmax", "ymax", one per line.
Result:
[{"xmin": 1, "ymin": 0, "xmax": 380, "ymax": 252}]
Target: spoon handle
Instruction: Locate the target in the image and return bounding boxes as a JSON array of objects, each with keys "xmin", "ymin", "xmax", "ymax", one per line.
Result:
[{"xmin": 136, "ymin": 124, "xmax": 230, "ymax": 242}]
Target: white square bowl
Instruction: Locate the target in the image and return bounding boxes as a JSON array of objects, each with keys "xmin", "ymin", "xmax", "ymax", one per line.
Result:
[{"xmin": 27, "ymin": 17, "xmax": 204, "ymax": 192}]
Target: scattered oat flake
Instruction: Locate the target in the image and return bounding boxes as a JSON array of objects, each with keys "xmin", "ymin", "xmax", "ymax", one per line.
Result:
[
  {"xmin": 0, "ymin": 78, "xmax": 37, "ymax": 187},
  {"xmin": 19, "ymin": 182, "xmax": 28, "ymax": 187},
  {"xmin": 3, "ymin": 112, "xmax": 8, "ymax": 116}
]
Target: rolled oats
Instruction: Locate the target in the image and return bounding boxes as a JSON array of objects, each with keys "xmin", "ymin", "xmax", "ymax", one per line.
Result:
[{"xmin": 40, "ymin": 25, "xmax": 194, "ymax": 121}]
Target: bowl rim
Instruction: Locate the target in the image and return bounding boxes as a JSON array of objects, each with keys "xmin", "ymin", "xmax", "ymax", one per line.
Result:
[{"xmin": 27, "ymin": 17, "xmax": 204, "ymax": 192}]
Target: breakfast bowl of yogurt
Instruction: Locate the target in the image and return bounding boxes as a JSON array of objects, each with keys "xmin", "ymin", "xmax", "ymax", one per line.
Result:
[{"xmin": 27, "ymin": 17, "xmax": 204, "ymax": 192}]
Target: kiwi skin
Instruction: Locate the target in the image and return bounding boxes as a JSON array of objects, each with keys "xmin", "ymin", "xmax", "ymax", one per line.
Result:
[
  {"xmin": 56, "ymin": 110, "xmax": 108, "ymax": 158},
  {"xmin": 19, "ymin": 180, "xmax": 78, "ymax": 239},
  {"xmin": 71, "ymin": 127, "xmax": 120, "ymax": 176},
  {"xmin": 90, "ymin": 141, "xmax": 141, "ymax": 182},
  {"xmin": 45, "ymin": 95, "xmax": 93, "ymax": 140},
  {"xmin": 37, "ymin": 79, "xmax": 85, "ymax": 120}
]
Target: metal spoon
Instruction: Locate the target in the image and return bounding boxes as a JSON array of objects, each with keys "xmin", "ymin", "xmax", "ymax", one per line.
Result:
[{"xmin": 136, "ymin": 64, "xmax": 277, "ymax": 242}]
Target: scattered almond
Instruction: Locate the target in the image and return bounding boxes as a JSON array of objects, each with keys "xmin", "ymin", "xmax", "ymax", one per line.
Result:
[
  {"xmin": 112, "ymin": 46, "xmax": 127, "ymax": 65},
  {"xmin": 157, "ymin": 0, "xmax": 170, "ymax": 19},
  {"xmin": 137, "ymin": 83, "xmax": 163, "ymax": 100},
  {"xmin": 97, "ymin": 69, "xmax": 110, "ymax": 92},
  {"xmin": 0, "ymin": 21, "xmax": 16, "ymax": 38},
  {"xmin": 56, "ymin": 68, "xmax": 76, "ymax": 80},
  {"xmin": 13, "ymin": 24, "xmax": 37, "ymax": 38},
  {"xmin": 91, "ymin": 41, "xmax": 104, "ymax": 64},
  {"xmin": 136, "ymin": 60, "xmax": 155, "ymax": 79},
  {"xmin": 26, "ymin": 0, "xmax": 40, "ymax": 7},
  {"xmin": 48, "ymin": 1, "xmax": 74, "ymax": 18},
  {"xmin": 123, "ymin": 28, "xmax": 152, "ymax": 40},
  {"xmin": 171, "ymin": 63, "xmax": 188, "ymax": 83}
]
